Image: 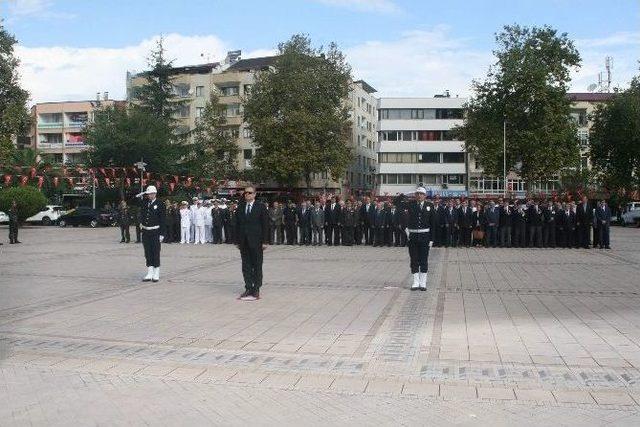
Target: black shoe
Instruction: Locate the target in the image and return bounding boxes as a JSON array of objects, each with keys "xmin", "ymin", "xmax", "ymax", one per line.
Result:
[
  {"xmin": 14, "ymin": 241, "xmax": 21, "ymax": 244},
  {"xmin": 238, "ymin": 290, "xmax": 251, "ymax": 300},
  {"xmin": 120, "ymin": 240, "xmax": 125, "ymax": 243}
]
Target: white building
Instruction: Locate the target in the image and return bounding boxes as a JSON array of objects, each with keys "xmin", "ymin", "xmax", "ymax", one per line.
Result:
[{"xmin": 376, "ymin": 96, "xmax": 467, "ymax": 197}]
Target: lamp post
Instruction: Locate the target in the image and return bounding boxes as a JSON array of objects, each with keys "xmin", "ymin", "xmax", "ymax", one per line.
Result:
[
  {"xmin": 134, "ymin": 158, "xmax": 147, "ymax": 193},
  {"xmin": 503, "ymin": 120, "xmax": 507, "ymax": 197}
]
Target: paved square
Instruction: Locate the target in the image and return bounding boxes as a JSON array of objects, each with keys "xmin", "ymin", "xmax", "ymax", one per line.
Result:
[{"xmin": 1, "ymin": 226, "xmax": 640, "ymax": 425}]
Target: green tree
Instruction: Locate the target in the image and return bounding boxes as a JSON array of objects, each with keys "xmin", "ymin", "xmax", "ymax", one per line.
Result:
[
  {"xmin": 10, "ymin": 147, "xmax": 52, "ymax": 170},
  {"xmin": 243, "ymin": 34, "xmax": 353, "ymax": 190},
  {"xmin": 455, "ymin": 25, "xmax": 581, "ymax": 183},
  {"xmin": 0, "ymin": 186, "xmax": 47, "ymax": 221},
  {"xmin": 589, "ymin": 75, "xmax": 640, "ymax": 194},
  {"xmin": 84, "ymin": 106, "xmax": 184, "ymax": 174},
  {"xmin": 183, "ymin": 93, "xmax": 239, "ymax": 178},
  {"xmin": 131, "ymin": 36, "xmax": 185, "ymax": 121},
  {"xmin": 0, "ymin": 21, "xmax": 31, "ymax": 166}
]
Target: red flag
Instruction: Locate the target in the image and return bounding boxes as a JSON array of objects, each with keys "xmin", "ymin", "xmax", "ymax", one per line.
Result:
[
  {"xmin": 186, "ymin": 177, "xmax": 193, "ymax": 187},
  {"xmin": 62, "ymin": 167, "xmax": 67, "ymax": 176},
  {"xmin": 37, "ymin": 176, "xmax": 44, "ymax": 189},
  {"xmin": 155, "ymin": 180, "xmax": 162, "ymax": 189},
  {"xmin": 125, "ymin": 177, "xmax": 131, "ymax": 188},
  {"xmin": 104, "ymin": 177, "xmax": 111, "ymax": 187},
  {"xmin": 29, "ymin": 167, "xmax": 36, "ymax": 178},
  {"xmin": 67, "ymin": 177, "xmax": 73, "ymax": 187},
  {"xmin": 142, "ymin": 178, "xmax": 147, "ymax": 187},
  {"xmin": 99, "ymin": 167, "xmax": 106, "ymax": 176},
  {"xmin": 169, "ymin": 182, "xmax": 175, "ymax": 192},
  {"xmin": 53, "ymin": 177, "xmax": 59, "ymax": 187},
  {"xmin": 145, "ymin": 172, "xmax": 151, "ymax": 179},
  {"xmin": 3, "ymin": 175, "xmax": 11, "ymax": 185},
  {"xmin": 20, "ymin": 175, "xmax": 28, "ymax": 186},
  {"xmin": 173, "ymin": 175, "xmax": 179, "ymax": 184}
]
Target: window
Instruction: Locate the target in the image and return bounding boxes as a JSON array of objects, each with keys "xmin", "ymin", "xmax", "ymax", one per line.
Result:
[
  {"xmin": 179, "ymin": 105, "xmax": 190, "ymax": 118},
  {"xmin": 411, "ymin": 109, "xmax": 424, "ymax": 119},
  {"xmin": 401, "ymin": 131, "xmax": 412, "ymax": 141},
  {"xmin": 578, "ymin": 129, "xmax": 589, "ymax": 148},
  {"xmin": 571, "ymin": 109, "xmax": 588, "ymax": 126},
  {"xmin": 436, "ymin": 109, "xmax": 464, "ymax": 119},
  {"xmin": 417, "ymin": 131, "xmax": 438, "ymax": 141},
  {"xmin": 195, "ymin": 107, "xmax": 204, "ymax": 118},
  {"xmin": 242, "ymin": 128, "xmax": 252, "ymax": 138},
  {"xmin": 225, "ymin": 104, "xmax": 241, "ymax": 117},
  {"xmin": 174, "ymin": 84, "xmax": 190, "ymax": 97},
  {"xmin": 224, "ymin": 127, "xmax": 239, "ymax": 138},
  {"xmin": 444, "ymin": 174, "xmax": 465, "ymax": 184},
  {"xmin": 386, "ymin": 174, "xmax": 398, "ymax": 184},
  {"xmin": 243, "ymin": 149, "xmax": 253, "ymax": 160},
  {"xmin": 442, "ymin": 152, "xmax": 465, "ymax": 163},
  {"xmin": 400, "ymin": 174, "xmax": 412, "ymax": 184},
  {"xmin": 195, "ymin": 86, "xmax": 205, "ymax": 97},
  {"xmin": 220, "ymin": 86, "xmax": 239, "ymax": 96},
  {"xmin": 419, "ymin": 153, "xmax": 440, "ymax": 163},
  {"xmin": 39, "ymin": 113, "xmax": 63, "ymax": 124},
  {"xmin": 243, "ymin": 84, "xmax": 252, "ymax": 95},
  {"xmin": 581, "ymin": 156, "xmax": 589, "ymax": 170}
]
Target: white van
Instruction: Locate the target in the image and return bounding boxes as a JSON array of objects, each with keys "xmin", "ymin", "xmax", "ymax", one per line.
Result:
[{"xmin": 621, "ymin": 202, "xmax": 640, "ymax": 226}]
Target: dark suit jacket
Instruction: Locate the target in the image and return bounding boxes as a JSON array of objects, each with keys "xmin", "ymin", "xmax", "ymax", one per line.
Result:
[
  {"xmin": 359, "ymin": 203, "xmax": 375, "ymax": 226},
  {"xmin": 297, "ymin": 207, "xmax": 312, "ymax": 228},
  {"xmin": 576, "ymin": 203, "xmax": 592, "ymax": 226},
  {"xmin": 485, "ymin": 207, "xmax": 499, "ymax": 226},
  {"xmin": 595, "ymin": 206, "xmax": 611, "ymax": 225},
  {"xmin": 325, "ymin": 203, "xmax": 342, "ymax": 225},
  {"xmin": 235, "ymin": 201, "xmax": 270, "ymax": 247}
]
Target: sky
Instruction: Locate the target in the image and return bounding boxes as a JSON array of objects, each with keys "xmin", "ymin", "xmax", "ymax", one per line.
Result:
[{"xmin": 2, "ymin": 0, "xmax": 639, "ymax": 104}]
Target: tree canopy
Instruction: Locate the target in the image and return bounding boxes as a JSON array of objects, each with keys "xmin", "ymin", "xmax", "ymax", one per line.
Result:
[
  {"xmin": 589, "ymin": 75, "xmax": 640, "ymax": 195},
  {"xmin": 455, "ymin": 25, "xmax": 581, "ymax": 183},
  {"xmin": 243, "ymin": 34, "xmax": 353, "ymax": 189}
]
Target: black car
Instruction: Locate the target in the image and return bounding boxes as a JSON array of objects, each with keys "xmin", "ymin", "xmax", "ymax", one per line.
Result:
[{"xmin": 58, "ymin": 207, "xmax": 115, "ymax": 228}]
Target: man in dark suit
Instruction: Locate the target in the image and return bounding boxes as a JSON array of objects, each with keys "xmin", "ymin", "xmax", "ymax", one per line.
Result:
[
  {"xmin": 527, "ymin": 201, "xmax": 543, "ymax": 248},
  {"xmin": 324, "ymin": 197, "xmax": 341, "ymax": 245},
  {"xmin": 283, "ymin": 202, "xmax": 298, "ymax": 245},
  {"xmin": 235, "ymin": 186, "xmax": 270, "ymax": 301},
  {"xmin": 297, "ymin": 200, "xmax": 312, "ymax": 245},
  {"xmin": 595, "ymin": 199, "xmax": 611, "ymax": 249},
  {"xmin": 458, "ymin": 200, "xmax": 474, "ymax": 247},
  {"xmin": 359, "ymin": 196, "xmax": 375, "ymax": 245},
  {"xmin": 499, "ymin": 200, "xmax": 512, "ymax": 248},
  {"xmin": 485, "ymin": 201, "xmax": 499, "ymax": 248},
  {"xmin": 373, "ymin": 201, "xmax": 387, "ymax": 247},
  {"xmin": 576, "ymin": 196, "xmax": 592, "ymax": 248}
]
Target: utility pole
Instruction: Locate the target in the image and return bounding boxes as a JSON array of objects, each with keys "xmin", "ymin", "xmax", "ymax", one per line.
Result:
[
  {"xmin": 503, "ymin": 120, "xmax": 507, "ymax": 197},
  {"xmin": 134, "ymin": 158, "xmax": 147, "ymax": 193}
]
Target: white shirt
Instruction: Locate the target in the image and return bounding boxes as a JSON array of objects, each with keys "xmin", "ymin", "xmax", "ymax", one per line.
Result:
[
  {"xmin": 203, "ymin": 206, "xmax": 213, "ymax": 226},
  {"xmin": 179, "ymin": 208, "xmax": 191, "ymax": 227},
  {"xmin": 193, "ymin": 206, "xmax": 206, "ymax": 226}
]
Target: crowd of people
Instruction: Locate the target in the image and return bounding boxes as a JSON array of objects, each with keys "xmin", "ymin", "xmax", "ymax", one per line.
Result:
[{"xmin": 116, "ymin": 193, "xmax": 613, "ymax": 250}]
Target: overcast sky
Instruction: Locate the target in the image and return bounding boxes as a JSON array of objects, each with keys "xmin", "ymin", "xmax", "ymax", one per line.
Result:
[{"xmin": 3, "ymin": 0, "xmax": 639, "ymax": 104}]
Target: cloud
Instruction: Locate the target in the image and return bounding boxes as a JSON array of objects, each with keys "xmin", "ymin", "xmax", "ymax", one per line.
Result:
[
  {"xmin": 15, "ymin": 34, "xmax": 277, "ymax": 104},
  {"xmin": 346, "ymin": 27, "xmax": 640, "ymax": 98},
  {"xmin": 345, "ymin": 26, "xmax": 492, "ymax": 98},
  {"xmin": 6, "ymin": 0, "xmax": 75, "ymax": 20},
  {"xmin": 314, "ymin": 0, "xmax": 401, "ymax": 14}
]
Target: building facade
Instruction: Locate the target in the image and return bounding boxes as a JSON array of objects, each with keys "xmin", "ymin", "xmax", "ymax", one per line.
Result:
[
  {"xmin": 376, "ymin": 96, "xmax": 467, "ymax": 197},
  {"xmin": 127, "ymin": 52, "xmax": 378, "ymax": 195},
  {"xmin": 30, "ymin": 97, "xmax": 125, "ymax": 164}
]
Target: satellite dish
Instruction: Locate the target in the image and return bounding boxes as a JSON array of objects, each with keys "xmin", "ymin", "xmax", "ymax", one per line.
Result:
[{"xmin": 587, "ymin": 83, "xmax": 598, "ymax": 92}]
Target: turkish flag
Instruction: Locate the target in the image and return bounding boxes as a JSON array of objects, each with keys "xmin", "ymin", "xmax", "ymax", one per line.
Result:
[
  {"xmin": 20, "ymin": 176, "xmax": 28, "ymax": 186},
  {"xmin": 30, "ymin": 167, "xmax": 36, "ymax": 178},
  {"xmin": 37, "ymin": 176, "xmax": 44, "ymax": 189},
  {"xmin": 169, "ymin": 182, "xmax": 175, "ymax": 192},
  {"xmin": 3, "ymin": 175, "xmax": 11, "ymax": 185},
  {"xmin": 104, "ymin": 177, "xmax": 111, "ymax": 187},
  {"xmin": 155, "ymin": 180, "xmax": 161, "ymax": 189},
  {"xmin": 53, "ymin": 177, "xmax": 59, "ymax": 187}
]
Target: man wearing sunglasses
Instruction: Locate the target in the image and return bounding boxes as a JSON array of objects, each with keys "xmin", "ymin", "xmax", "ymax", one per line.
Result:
[{"xmin": 235, "ymin": 186, "xmax": 270, "ymax": 301}]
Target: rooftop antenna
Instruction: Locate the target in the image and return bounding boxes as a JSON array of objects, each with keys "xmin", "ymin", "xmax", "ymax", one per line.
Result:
[
  {"xmin": 590, "ymin": 57, "xmax": 613, "ymax": 93},
  {"xmin": 604, "ymin": 56, "xmax": 612, "ymax": 92}
]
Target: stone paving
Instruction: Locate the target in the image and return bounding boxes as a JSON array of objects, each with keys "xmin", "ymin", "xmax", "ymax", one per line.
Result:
[{"xmin": 1, "ymin": 225, "xmax": 640, "ymax": 425}]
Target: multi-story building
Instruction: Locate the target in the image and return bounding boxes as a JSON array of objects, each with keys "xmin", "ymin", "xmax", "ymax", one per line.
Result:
[
  {"xmin": 29, "ymin": 96, "xmax": 125, "ymax": 164},
  {"xmin": 376, "ymin": 95, "xmax": 467, "ymax": 197},
  {"xmin": 467, "ymin": 92, "xmax": 616, "ymax": 198},
  {"xmin": 127, "ymin": 51, "xmax": 378, "ymax": 195}
]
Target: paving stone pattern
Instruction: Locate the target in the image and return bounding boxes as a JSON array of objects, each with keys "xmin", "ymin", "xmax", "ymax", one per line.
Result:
[{"xmin": 1, "ymin": 226, "xmax": 640, "ymax": 425}]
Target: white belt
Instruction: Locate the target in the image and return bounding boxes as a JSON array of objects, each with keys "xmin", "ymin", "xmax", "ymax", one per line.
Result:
[
  {"xmin": 141, "ymin": 225, "xmax": 160, "ymax": 230},
  {"xmin": 408, "ymin": 228, "xmax": 430, "ymax": 233}
]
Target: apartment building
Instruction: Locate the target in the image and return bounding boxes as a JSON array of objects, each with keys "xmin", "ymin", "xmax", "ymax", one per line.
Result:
[
  {"xmin": 127, "ymin": 51, "xmax": 378, "ymax": 194},
  {"xmin": 30, "ymin": 96, "xmax": 125, "ymax": 164},
  {"xmin": 376, "ymin": 95, "xmax": 467, "ymax": 197}
]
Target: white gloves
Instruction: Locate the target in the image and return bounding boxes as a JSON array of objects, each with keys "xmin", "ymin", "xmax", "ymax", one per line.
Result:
[
  {"xmin": 429, "ymin": 241, "xmax": 433, "ymax": 248},
  {"xmin": 405, "ymin": 228, "xmax": 410, "ymax": 238},
  {"xmin": 159, "ymin": 235, "xmax": 164, "ymax": 243}
]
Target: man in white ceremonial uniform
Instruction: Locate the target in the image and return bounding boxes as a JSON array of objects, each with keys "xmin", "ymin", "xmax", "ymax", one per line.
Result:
[
  {"xmin": 193, "ymin": 200, "xmax": 206, "ymax": 244},
  {"xmin": 179, "ymin": 201, "xmax": 191, "ymax": 244},
  {"xmin": 189, "ymin": 197, "xmax": 199, "ymax": 243},
  {"xmin": 203, "ymin": 200, "xmax": 213, "ymax": 243}
]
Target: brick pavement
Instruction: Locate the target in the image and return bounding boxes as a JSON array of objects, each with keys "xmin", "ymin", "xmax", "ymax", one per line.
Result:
[{"xmin": 1, "ymin": 225, "xmax": 640, "ymax": 425}]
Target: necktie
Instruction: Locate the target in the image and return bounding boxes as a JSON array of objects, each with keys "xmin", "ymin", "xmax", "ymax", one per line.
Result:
[{"xmin": 246, "ymin": 203, "xmax": 251, "ymax": 215}]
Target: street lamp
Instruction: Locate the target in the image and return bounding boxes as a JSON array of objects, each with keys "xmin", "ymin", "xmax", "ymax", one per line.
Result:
[
  {"xmin": 134, "ymin": 158, "xmax": 147, "ymax": 193},
  {"xmin": 503, "ymin": 120, "xmax": 507, "ymax": 197}
]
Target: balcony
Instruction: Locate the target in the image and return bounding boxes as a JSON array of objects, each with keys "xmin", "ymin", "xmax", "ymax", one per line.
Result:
[{"xmin": 38, "ymin": 122, "xmax": 63, "ymax": 129}]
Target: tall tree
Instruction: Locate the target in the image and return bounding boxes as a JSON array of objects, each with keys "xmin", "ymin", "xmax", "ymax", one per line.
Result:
[
  {"xmin": 589, "ymin": 75, "xmax": 640, "ymax": 194},
  {"xmin": 131, "ymin": 36, "xmax": 185, "ymax": 121},
  {"xmin": 455, "ymin": 25, "xmax": 581, "ymax": 183},
  {"xmin": 0, "ymin": 21, "xmax": 31, "ymax": 166},
  {"xmin": 84, "ymin": 106, "xmax": 183, "ymax": 174},
  {"xmin": 243, "ymin": 34, "xmax": 352, "ymax": 190},
  {"xmin": 182, "ymin": 93, "xmax": 239, "ymax": 178}
]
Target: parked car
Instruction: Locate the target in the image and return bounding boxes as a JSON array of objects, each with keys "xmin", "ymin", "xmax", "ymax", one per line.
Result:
[
  {"xmin": 620, "ymin": 202, "xmax": 640, "ymax": 226},
  {"xmin": 58, "ymin": 207, "xmax": 107, "ymax": 228},
  {"xmin": 0, "ymin": 211, "xmax": 8, "ymax": 224},
  {"xmin": 25, "ymin": 205, "xmax": 66, "ymax": 225}
]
